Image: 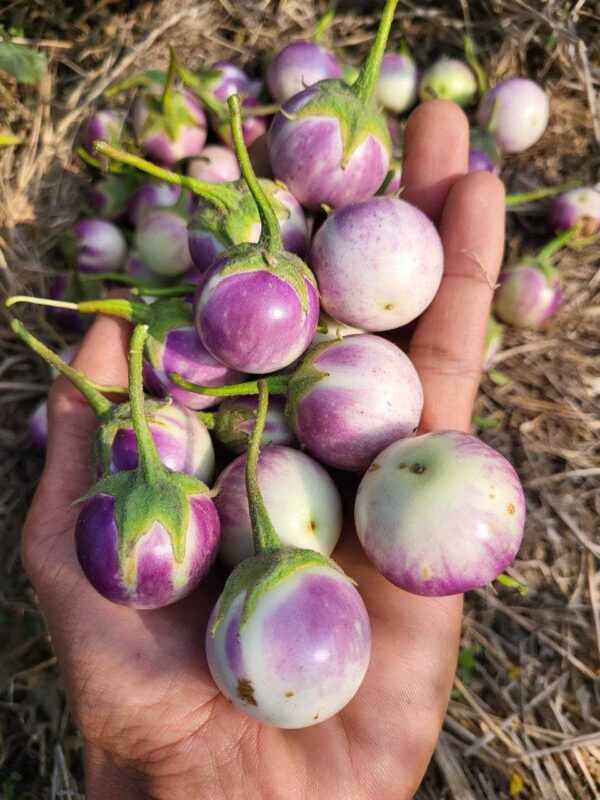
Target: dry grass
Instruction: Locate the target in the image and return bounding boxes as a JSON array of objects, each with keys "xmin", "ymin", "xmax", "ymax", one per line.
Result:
[{"xmin": 0, "ymin": 1, "xmax": 599, "ymax": 797}]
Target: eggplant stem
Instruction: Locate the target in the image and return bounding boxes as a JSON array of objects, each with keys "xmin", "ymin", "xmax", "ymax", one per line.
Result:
[
  {"xmin": 353, "ymin": 0, "xmax": 399, "ymax": 105},
  {"xmin": 128, "ymin": 325, "xmax": 162, "ymax": 481},
  {"xmin": 168, "ymin": 372, "xmax": 290, "ymax": 396},
  {"xmin": 9, "ymin": 319, "xmax": 112, "ymax": 417},
  {"xmin": 92, "ymin": 141, "xmax": 234, "ymax": 211},
  {"xmin": 228, "ymin": 94, "xmax": 283, "ymax": 253},
  {"xmin": 246, "ymin": 380, "xmax": 281, "ymax": 553}
]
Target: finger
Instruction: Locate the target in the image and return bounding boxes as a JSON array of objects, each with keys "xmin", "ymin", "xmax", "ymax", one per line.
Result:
[
  {"xmin": 401, "ymin": 99, "xmax": 470, "ymax": 224},
  {"xmin": 23, "ymin": 311, "xmax": 131, "ymax": 596},
  {"xmin": 410, "ymin": 170, "xmax": 506, "ymax": 432},
  {"xmin": 44, "ymin": 311, "xmax": 132, "ymax": 499}
]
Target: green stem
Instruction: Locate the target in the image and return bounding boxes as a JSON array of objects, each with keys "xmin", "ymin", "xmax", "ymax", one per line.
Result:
[
  {"xmin": 314, "ymin": 7, "xmax": 336, "ymax": 43},
  {"xmin": 10, "ymin": 319, "xmax": 112, "ymax": 417},
  {"xmin": 131, "ymin": 285, "xmax": 196, "ymax": 298},
  {"xmin": 162, "ymin": 46, "xmax": 177, "ymax": 119},
  {"xmin": 375, "ymin": 168, "xmax": 395, "ymax": 196},
  {"xmin": 352, "ymin": 0, "xmax": 399, "ymax": 105},
  {"xmin": 228, "ymin": 94, "xmax": 282, "ymax": 253},
  {"xmin": 246, "ymin": 380, "xmax": 281, "ymax": 553},
  {"xmin": 505, "ymin": 182, "xmax": 580, "ymax": 207},
  {"xmin": 195, "ymin": 410, "xmax": 215, "ymax": 430},
  {"xmin": 168, "ymin": 373, "xmax": 291, "ymax": 397},
  {"xmin": 79, "ymin": 272, "xmax": 144, "ymax": 286},
  {"xmin": 6, "ymin": 295, "xmax": 150, "ymax": 325},
  {"xmin": 175, "ymin": 61, "xmax": 224, "ymax": 116},
  {"xmin": 129, "ymin": 325, "xmax": 162, "ymax": 481},
  {"xmin": 92, "ymin": 142, "xmax": 235, "ymax": 212},
  {"xmin": 464, "ymin": 35, "xmax": 487, "ymax": 94},
  {"xmin": 537, "ymin": 225, "xmax": 580, "ymax": 264},
  {"xmin": 77, "ymin": 146, "xmax": 122, "ymax": 173},
  {"xmin": 0, "ymin": 133, "xmax": 22, "ymax": 146},
  {"xmin": 495, "ymin": 572, "xmax": 528, "ymax": 595},
  {"xmin": 104, "ymin": 72, "xmax": 153, "ymax": 99}
]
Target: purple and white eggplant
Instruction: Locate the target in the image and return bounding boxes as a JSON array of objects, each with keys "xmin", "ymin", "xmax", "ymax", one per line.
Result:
[
  {"xmin": 206, "ymin": 382, "xmax": 370, "ymax": 727},
  {"xmin": 492, "ymin": 228, "xmax": 578, "ymax": 328},
  {"xmin": 195, "ymin": 95, "xmax": 318, "ymax": 374},
  {"xmin": 375, "ymin": 51, "xmax": 418, "ymax": 114},
  {"xmin": 267, "ymin": 42, "xmax": 343, "ymax": 104},
  {"xmin": 10, "ymin": 320, "xmax": 215, "ymax": 482},
  {"xmin": 209, "ymin": 60, "xmax": 262, "ymax": 102},
  {"xmin": 128, "ymin": 182, "xmax": 182, "ymax": 226},
  {"xmin": 268, "ymin": 0, "xmax": 398, "ymax": 209},
  {"xmin": 215, "ymin": 445, "xmax": 342, "ymax": 568},
  {"xmin": 493, "ymin": 261, "xmax": 561, "ymax": 328},
  {"xmin": 201, "ymin": 395, "xmax": 296, "ymax": 454},
  {"xmin": 81, "ymin": 109, "xmax": 126, "ymax": 166},
  {"xmin": 90, "ymin": 173, "xmax": 138, "ymax": 222},
  {"xmin": 130, "ymin": 52, "xmax": 207, "ymax": 165},
  {"xmin": 418, "ymin": 57, "xmax": 477, "ymax": 106},
  {"xmin": 75, "ymin": 324, "xmax": 220, "ymax": 608},
  {"xmin": 309, "ymin": 196, "xmax": 443, "ymax": 330},
  {"xmin": 477, "ymin": 78, "xmax": 549, "ymax": 154},
  {"xmin": 135, "ymin": 206, "xmax": 193, "ymax": 277},
  {"xmin": 187, "ymin": 145, "xmax": 241, "ymax": 184},
  {"xmin": 8, "ymin": 296, "xmax": 244, "ymax": 411},
  {"xmin": 548, "ymin": 187, "xmax": 600, "ymax": 235},
  {"xmin": 174, "ymin": 333, "xmax": 423, "ymax": 473},
  {"xmin": 71, "ymin": 218, "xmax": 127, "ymax": 274},
  {"xmin": 355, "ymin": 431, "xmax": 526, "ymax": 596}
]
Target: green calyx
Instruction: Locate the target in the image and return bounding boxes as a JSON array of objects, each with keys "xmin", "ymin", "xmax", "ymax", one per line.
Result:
[
  {"xmin": 212, "ymin": 397, "xmax": 256, "ymax": 452},
  {"xmin": 210, "ymin": 240, "xmax": 316, "ymax": 314},
  {"xmin": 78, "ymin": 467, "xmax": 211, "ymax": 573},
  {"xmin": 91, "ymin": 397, "xmax": 173, "ymax": 474},
  {"xmin": 137, "ymin": 47, "xmax": 199, "ymax": 145},
  {"xmin": 210, "ymin": 380, "xmax": 346, "ymax": 636},
  {"xmin": 188, "ymin": 176, "xmax": 294, "ymax": 252},
  {"xmin": 285, "ymin": 340, "xmax": 332, "ymax": 436},
  {"xmin": 211, "ymin": 546, "xmax": 343, "ymax": 636},
  {"xmin": 289, "ymin": 79, "xmax": 391, "ymax": 166},
  {"xmin": 77, "ymin": 325, "xmax": 213, "ymax": 575}
]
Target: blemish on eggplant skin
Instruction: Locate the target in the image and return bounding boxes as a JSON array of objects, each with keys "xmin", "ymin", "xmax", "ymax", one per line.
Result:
[
  {"xmin": 409, "ymin": 463, "xmax": 426, "ymax": 474},
  {"xmin": 422, "ymin": 564, "xmax": 431, "ymax": 580},
  {"xmin": 313, "ymin": 713, "xmax": 319, "ymax": 720},
  {"xmin": 367, "ymin": 463, "xmax": 380, "ymax": 472},
  {"xmin": 507, "ymin": 503, "xmax": 516, "ymax": 515},
  {"xmin": 285, "ymin": 691, "xmax": 295, "ymax": 698},
  {"xmin": 384, "ymin": 302, "xmax": 394, "ymax": 311},
  {"xmin": 237, "ymin": 678, "xmax": 257, "ymax": 706},
  {"xmin": 398, "ymin": 462, "xmax": 407, "ymax": 470}
]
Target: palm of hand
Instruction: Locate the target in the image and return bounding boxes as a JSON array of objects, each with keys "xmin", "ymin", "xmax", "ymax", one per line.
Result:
[{"xmin": 23, "ymin": 100, "xmax": 505, "ymax": 800}]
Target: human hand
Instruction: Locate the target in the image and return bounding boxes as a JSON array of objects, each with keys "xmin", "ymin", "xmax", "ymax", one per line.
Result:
[{"xmin": 21, "ymin": 99, "xmax": 505, "ymax": 800}]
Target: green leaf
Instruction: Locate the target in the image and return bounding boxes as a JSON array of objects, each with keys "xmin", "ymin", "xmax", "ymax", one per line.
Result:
[
  {"xmin": 488, "ymin": 369, "xmax": 511, "ymax": 386},
  {"xmin": 472, "ymin": 415, "xmax": 501, "ymax": 429},
  {"xmin": 0, "ymin": 42, "xmax": 46, "ymax": 84},
  {"xmin": 457, "ymin": 644, "xmax": 480, "ymax": 684}
]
